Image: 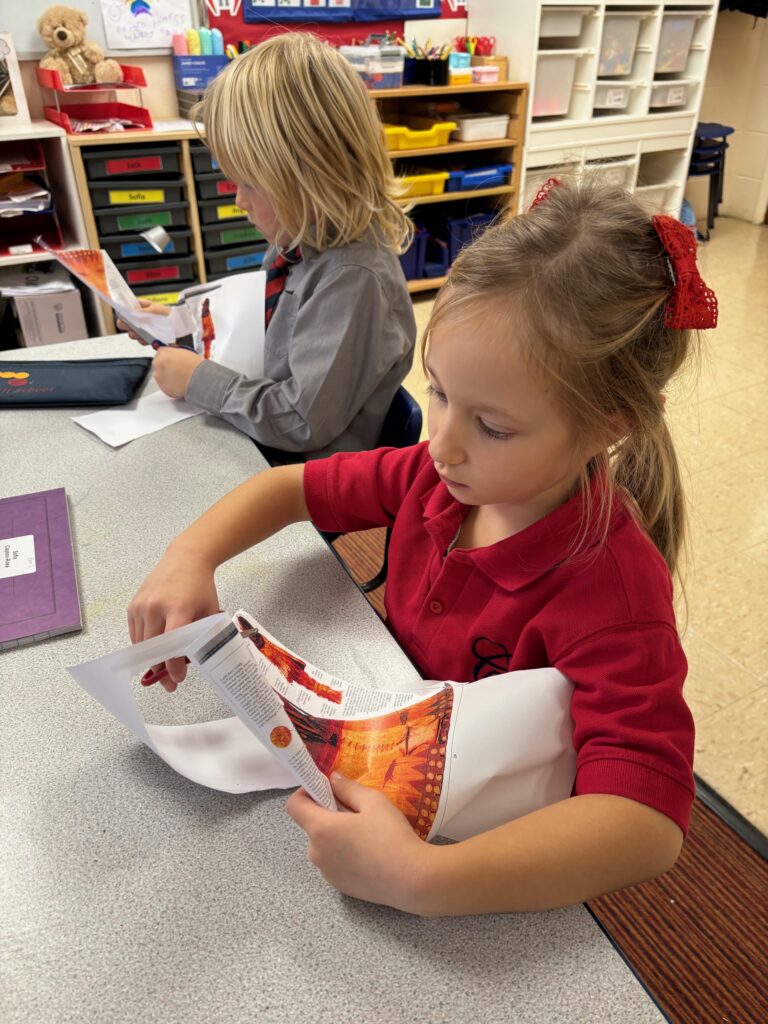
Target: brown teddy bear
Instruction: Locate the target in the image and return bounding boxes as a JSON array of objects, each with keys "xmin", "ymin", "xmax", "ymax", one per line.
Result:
[{"xmin": 37, "ymin": 5, "xmax": 123, "ymax": 86}]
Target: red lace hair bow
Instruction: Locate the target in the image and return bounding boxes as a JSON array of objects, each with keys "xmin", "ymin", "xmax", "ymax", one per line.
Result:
[
  {"xmin": 652, "ymin": 214, "xmax": 718, "ymax": 330},
  {"xmin": 528, "ymin": 179, "xmax": 718, "ymax": 330}
]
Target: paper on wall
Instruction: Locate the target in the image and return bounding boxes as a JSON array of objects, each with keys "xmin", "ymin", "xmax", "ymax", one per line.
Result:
[{"xmin": 68, "ymin": 611, "xmax": 576, "ymax": 842}]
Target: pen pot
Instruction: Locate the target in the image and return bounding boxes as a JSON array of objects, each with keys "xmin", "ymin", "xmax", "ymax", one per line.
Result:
[
  {"xmin": 403, "ymin": 57, "xmax": 418, "ymax": 85},
  {"xmin": 416, "ymin": 59, "xmax": 449, "ymax": 86}
]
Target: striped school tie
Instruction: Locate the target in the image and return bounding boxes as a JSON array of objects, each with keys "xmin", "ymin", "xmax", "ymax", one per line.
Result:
[{"xmin": 264, "ymin": 247, "xmax": 301, "ymax": 330}]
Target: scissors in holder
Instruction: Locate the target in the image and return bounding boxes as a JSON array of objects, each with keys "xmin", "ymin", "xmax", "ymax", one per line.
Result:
[{"xmin": 476, "ymin": 35, "xmax": 496, "ymax": 56}]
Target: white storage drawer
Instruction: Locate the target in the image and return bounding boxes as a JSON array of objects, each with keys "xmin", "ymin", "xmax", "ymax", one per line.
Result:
[
  {"xmin": 649, "ymin": 80, "xmax": 691, "ymax": 109},
  {"xmin": 634, "ymin": 183, "xmax": 676, "ymax": 213},
  {"xmin": 655, "ymin": 14, "xmax": 698, "ymax": 74},
  {"xmin": 593, "ymin": 80, "xmax": 633, "ymax": 110},
  {"xmin": 598, "ymin": 14, "xmax": 642, "ymax": 76},
  {"xmin": 451, "ymin": 113, "xmax": 511, "ymax": 142},
  {"xmin": 539, "ymin": 6, "xmax": 591, "ymax": 40},
  {"xmin": 583, "ymin": 157, "xmax": 638, "ymax": 189},
  {"xmin": 533, "ymin": 50, "xmax": 581, "ymax": 116}
]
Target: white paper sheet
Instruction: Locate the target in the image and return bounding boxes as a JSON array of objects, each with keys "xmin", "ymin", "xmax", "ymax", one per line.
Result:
[{"xmin": 71, "ymin": 387, "xmax": 201, "ymax": 447}]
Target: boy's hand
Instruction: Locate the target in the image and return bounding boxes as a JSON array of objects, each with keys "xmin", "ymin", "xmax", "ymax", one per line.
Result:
[
  {"xmin": 127, "ymin": 549, "xmax": 219, "ymax": 690},
  {"xmin": 152, "ymin": 346, "xmax": 204, "ymax": 398},
  {"xmin": 116, "ymin": 299, "xmax": 171, "ymax": 344},
  {"xmin": 286, "ymin": 773, "xmax": 431, "ymax": 914}
]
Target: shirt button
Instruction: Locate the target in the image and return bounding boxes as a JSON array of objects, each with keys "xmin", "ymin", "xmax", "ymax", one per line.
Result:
[{"xmin": 429, "ymin": 600, "xmax": 444, "ymax": 615}]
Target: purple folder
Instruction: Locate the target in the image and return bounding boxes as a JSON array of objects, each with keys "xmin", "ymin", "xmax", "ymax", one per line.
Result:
[{"xmin": 0, "ymin": 488, "xmax": 81, "ymax": 651}]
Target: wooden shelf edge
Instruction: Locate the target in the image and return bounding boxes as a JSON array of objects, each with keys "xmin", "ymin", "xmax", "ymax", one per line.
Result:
[
  {"xmin": 388, "ymin": 137, "xmax": 518, "ymax": 159},
  {"xmin": 407, "ymin": 275, "xmax": 448, "ymax": 293},
  {"xmin": 371, "ymin": 82, "xmax": 527, "ymax": 99},
  {"xmin": 400, "ymin": 185, "xmax": 516, "ymax": 206}
]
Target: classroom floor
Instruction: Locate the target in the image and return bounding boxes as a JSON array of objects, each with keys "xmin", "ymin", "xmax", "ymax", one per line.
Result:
[{"xmin": 402, "ymin": 216, "xmax": 768, "ymax": 835}]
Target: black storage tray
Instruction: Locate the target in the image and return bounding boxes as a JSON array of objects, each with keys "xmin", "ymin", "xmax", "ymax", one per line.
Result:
[
  {"xmin": 205, "ymin": 242, "xmax": 269, "ymax": 276},
  {"xmin": 93, "ymin": 201, "xmax": 188, "ymax": 234},
  {"xmin": 132, "ymin": 280, "xmax": 196, "ymax": 304},
  {"xmin": 201, "ymin": 220, "xmax": 265, "ymax": 249},
  {"xmin": 198, "ymin": 196, "xmax": 248, "ymax": 224},
  {"xmin": 115, "ymin": 254, "xmax": 198, "ymax": 288},
  {"xmin": 101, "ymin": 229, "xmax": 192, "ymax": 261},
  {"xmin": 195, "ymin": 171, "xmax": 238, "ymax": 200},
  {"xmin": 190, "ymin": 145, "xmax": 220, "ymax": 174},
  {"xmin": 88, "ymin": 177, "xmax": 185, "ymax": 208},
  {"xmin": 83, "ymin": 144, "xmax": 181, "ymax": 179}
]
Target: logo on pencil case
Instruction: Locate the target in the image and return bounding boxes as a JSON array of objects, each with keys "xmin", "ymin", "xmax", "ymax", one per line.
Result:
[{"xmin": 0, "ymin": 371, "xmax": 30, "ymax": 388}]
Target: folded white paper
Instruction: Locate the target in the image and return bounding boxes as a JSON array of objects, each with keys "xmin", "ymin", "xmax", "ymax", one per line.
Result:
[{"xmin": 72, "ymin": 387, "xmax": 201, "ymax": 447}]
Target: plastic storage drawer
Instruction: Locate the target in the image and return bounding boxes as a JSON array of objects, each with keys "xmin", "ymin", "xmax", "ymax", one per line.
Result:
[
  {"xmin": 92, "ymin": 202, "xmax": 188, "ymax": 235},
  {"xmin": 115, "ymin": 254, "xmax": 198, "ymax": 287},
  {"xmin": 190, "ymin": 146, "xmax": 220, "ymax": 174},
  {"xmin": 431, "ymin": 211, "xmax": 496, "ymax": 263},
  {"xmin": 446, "ymin": 163, "xmax": 512, "ymax": 192},
  {"xmin": 582, "ymin": 157, "xmax": 637, "ymax": 189},
  {"xmin": 533, "ymin": 51, "xmax": 580, "ymax": 116},
  {"xmin": 205, "ymin": 243, "xmax": 269, "ymax": 276},
  {"xmin": 451, "ymin": 113, "xmax": 510, "ymax": 142},
  {"xmin": 89, "ymin": 178, "xmax": 185, "ymax": 207},
  {"xmin": 424, "ymin": 237, "xmax": 449, "ymax": 278},
  {"xmin": 539, "ymin": 7, "xmax": 590, "ymax": 39},
  {"xmin": 83, "ymin": 144, "xmax": 180, "ymax": 179},
  {"xmin": 198, "ymin": 197, "xmax": 249, "ymax": 224},
  {"xmin": 400, "ymin": 171, "xmax": 449, "ymax": 199},
  {"xmin": 649, "ymin": 81, "xmax": 690, "ymax": 109},
  {"xmin": 383, "ymin": 119, "xmax": 457, "ymax": 151},
  {"xmin": 195, "ymin": 172, "xmax": 239, "ymax": 199},
  {"xmin": 101, "ymin": 229, "xmax": 192, "ymax": 261},
  {"xmin": 132, "ymin": 282, "xmax": 194, "ymax": 305},
  {"xmin": 593, "ymin": 81, "xmax": 632, "ymax": 110},
  {"xmin": 598, "ymin": 14, "xmax": 642, "ymax": 76},
  {"xmin": 399, "ymin": 226, "xmax": 428, "ymax": 280},
  {"xmin": 656, "ymin": 14, "xmax": 698, "ymax": 74},
  {"xmin": 202, "ymin": 221, "xmax": 265, "ymax": 249}
]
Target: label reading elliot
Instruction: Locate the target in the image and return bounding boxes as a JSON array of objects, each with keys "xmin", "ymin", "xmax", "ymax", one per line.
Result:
[{"xmin": 1, "ymin": 535, "xmax": 36, "ymax": 579}]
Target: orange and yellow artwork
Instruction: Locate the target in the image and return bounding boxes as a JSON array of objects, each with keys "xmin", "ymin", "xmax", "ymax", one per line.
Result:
[
  {"xmin": 240, "ymin": 621, "xmax": 453, "ymax": 840},
  {"xmin": 53, "ymin": 248, "xmax": 109, "ymax": 299},
  {"xmin": 237, "ymin": 616, "xmax": 342, "ymax": 704}
]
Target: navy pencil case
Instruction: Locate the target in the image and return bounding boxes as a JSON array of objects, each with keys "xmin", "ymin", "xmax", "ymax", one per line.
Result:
[{"xmin": 0, "ymin": 358, "xmax": 152, "ymax": 408}]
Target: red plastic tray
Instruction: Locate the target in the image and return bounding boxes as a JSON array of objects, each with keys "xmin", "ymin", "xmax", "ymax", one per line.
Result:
[
  {"xmin": 37, "ymin": 63, "xmax": 147, "ymax": 92},
  {"xmin": 0, "ymin": 140, "xmax": 45, "ymax": 173},
  {"xmin": 0, "ymin": 211, "xmax": 63, "ymax": 258},
  {"xmin": 44, "ymin": 102, "xmax": 153, "ymax": 134}
]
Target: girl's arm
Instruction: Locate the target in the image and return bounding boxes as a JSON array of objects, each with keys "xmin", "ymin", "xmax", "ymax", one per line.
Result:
[
  {"xmin": 287, "ymin": 777, "xmax": 683, "ymax": 916},
  {"xmin": 128, "ymin": 464, "xmax": 308, "ymax": 686}
]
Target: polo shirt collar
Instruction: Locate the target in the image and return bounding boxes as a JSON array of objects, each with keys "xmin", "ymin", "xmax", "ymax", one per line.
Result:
[{"xmin": 421, "ymin": 472, "xmax": 625, "ymax": 593}]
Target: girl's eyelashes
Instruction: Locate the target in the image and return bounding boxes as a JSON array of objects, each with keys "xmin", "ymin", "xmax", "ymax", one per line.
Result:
[
  {"xmin": 426, "ymin": 383, "xmax": 447, "ymax": 403},
  {"xmin": 478, "ymin": 420, "xmax": 515, "ymax": 441}
]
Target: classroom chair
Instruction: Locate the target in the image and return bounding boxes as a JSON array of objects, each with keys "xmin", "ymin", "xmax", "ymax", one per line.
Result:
[{"xmin": 689, "ymin": 122, "xmax": 734, "ymax": 240}]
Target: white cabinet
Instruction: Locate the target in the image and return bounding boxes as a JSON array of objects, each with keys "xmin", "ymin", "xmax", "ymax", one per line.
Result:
[{"xmin": 468, "ymin": 1, "xmax": 718, "ymax": 217}]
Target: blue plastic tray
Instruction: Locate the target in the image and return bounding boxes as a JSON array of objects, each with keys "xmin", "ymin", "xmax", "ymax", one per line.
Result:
[{"xmin": 446, "ymin": 164, "xmax": 513, "ymax": 192}]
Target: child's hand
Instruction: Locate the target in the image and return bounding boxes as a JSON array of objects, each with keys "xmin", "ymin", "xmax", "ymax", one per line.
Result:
[
  {"xmin": 152, "ymin": 346, "xmax": 204, "ymax": 398},
  {"xmin": 127, "ymin": 549, "xmax": 220, "ymax": 691},
  {"xmin": 116, "ymin": 299, "xmax": 171, "ymax": 344},
  {"xmin": 286, "ymin": 772, "xmax": 431, "ymax": 914}
]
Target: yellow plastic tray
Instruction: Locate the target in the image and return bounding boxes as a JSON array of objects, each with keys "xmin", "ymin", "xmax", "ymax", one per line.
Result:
[
  {"xmin": 383, "ymin": 120, "xmax": 457, "ymax": 151},
  {"xmin": 400, "ymin": 170, "xmax": 450, "ymax": 198}
]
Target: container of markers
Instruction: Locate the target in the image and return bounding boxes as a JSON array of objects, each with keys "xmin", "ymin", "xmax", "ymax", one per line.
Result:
[{"xmin": 415, "ymin": 58, "xmax": 449, "ymax": 86}]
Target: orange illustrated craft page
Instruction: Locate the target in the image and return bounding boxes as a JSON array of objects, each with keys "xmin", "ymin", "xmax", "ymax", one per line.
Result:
[{"xmin": 68, "ymin": 611, "xmax": 576, "ymax": 842}]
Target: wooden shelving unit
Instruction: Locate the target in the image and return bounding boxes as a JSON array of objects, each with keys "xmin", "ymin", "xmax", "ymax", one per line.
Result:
[{"xmin": 64, "ymin": 80, "xmax": 528, "ymax": 326}]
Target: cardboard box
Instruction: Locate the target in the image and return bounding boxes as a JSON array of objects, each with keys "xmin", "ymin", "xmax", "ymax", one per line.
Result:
[{"xmin": 13, "ymin": 290, "xmax": 87, "ymax": 347}]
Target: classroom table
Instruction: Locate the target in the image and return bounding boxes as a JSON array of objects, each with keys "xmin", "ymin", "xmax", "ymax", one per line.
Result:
[{"xmin": 1, "ymin": 337, "xmax": 667, "ymax": 1024}]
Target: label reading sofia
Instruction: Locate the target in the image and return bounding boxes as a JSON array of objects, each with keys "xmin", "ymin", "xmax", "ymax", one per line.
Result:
[{"xmin": 1, "ymin": 535, "xmax": 36, "ymax": 579}]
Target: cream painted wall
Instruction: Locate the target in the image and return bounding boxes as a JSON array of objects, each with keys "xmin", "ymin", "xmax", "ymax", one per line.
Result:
[{"xmin": 687, "ymin": 11, "xmax": 768, "ymax": 224}]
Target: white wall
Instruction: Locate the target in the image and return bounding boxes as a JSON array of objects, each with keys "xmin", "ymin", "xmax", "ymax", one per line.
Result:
[{"xmin": 687, "ymin": 11, "xmax": 768, "ymax": 224}]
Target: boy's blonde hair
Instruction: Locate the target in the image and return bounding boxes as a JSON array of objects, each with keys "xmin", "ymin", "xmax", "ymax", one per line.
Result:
[
  {"xmin": 195, "ymin": 33, "xmax": 411, "ymax": 253},
  {"xmin": 424, "ymin": 180, "xmax": 697, "ymax": 578}
]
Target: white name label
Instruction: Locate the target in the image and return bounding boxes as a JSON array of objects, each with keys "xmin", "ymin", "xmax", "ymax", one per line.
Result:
[{"xmin": 0, "ymin": 535, "xmax": 36, "ymax": 579}]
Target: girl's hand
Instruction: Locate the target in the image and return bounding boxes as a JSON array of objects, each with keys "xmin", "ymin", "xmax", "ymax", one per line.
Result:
[
  {"xmin": 116, "ymin": 299, "xmax": 171, "ymax": 344},
  {"xmin": 286, "ymin": 773, "xmax": 432, "ymax": 914},
  {"xmin": 127, "ymin": 549, "xmax": 219, "ymax": 691},
  {"xmin": 152, "ymin": 346, "xmax": 204, "ymax": 398}
]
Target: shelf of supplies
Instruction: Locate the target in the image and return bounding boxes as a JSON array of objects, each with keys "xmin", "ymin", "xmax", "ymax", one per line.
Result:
[
  {"xmin": 371, "ymin": 82, "xmax": 527, "ymax": 99},
  {"xmin": 407, "ymin": 275, "xmax": 449, "ymax": 293},
  {"xmin": 399, "ymin": 184, "xmax": 516, "ymax": 206},
  {"xmin": 389, "ymin": 138, "xmax": 517, "ymax": 159}
]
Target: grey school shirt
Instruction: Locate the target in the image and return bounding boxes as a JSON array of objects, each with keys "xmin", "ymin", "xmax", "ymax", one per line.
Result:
[{"xmin": 185, "ymin": 236, "xmax": 416, "ymax": 460}]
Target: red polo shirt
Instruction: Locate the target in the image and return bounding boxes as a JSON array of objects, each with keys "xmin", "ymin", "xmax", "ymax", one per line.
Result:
[{"xmin": 304, "ymin": 442, "xmax": 695, "ymax": 834}]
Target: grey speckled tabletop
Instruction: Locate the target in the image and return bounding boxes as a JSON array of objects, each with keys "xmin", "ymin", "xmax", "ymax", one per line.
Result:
[{"xmin": 1, "ymin": 338, "xmax": 667, "ymax": 1024}]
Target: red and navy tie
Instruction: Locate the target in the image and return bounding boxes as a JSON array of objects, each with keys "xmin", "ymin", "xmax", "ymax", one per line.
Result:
[{"xmin": 264, "ymin": 247, "xmax": 301, "ymax": 330}]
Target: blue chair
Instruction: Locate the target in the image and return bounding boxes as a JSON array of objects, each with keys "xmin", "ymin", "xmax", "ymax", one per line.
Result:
[
  {"xmin": 689, "ymin": 122, "xmax": 734, "ymax": 240},
  {"xmin": 358, "ymin": 385, "xmax": 423, "ymax": 593}
]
